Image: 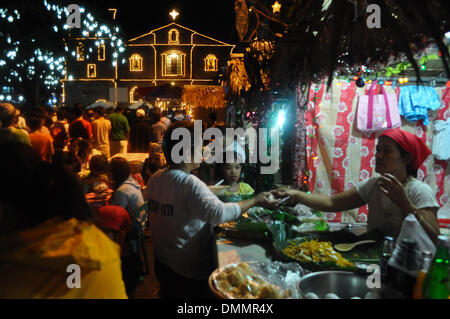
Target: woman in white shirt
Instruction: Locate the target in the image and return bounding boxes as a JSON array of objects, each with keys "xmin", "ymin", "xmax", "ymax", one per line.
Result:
[{"xmin": 273, "ymin": 129, "xmax": 440, "ymax": 244}]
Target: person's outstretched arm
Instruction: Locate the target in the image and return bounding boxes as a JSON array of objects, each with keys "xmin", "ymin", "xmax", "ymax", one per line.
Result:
[
  {"xmin": 272, "ymin": 188, "xmax": 365, "ymax": 212},
  {"xmin": 183, "ymin": 178, "xmax": 279, "ymax": 225},
  {"xmin": 236, "ymin": 192, "xmax": 279, "ymax": 213}
]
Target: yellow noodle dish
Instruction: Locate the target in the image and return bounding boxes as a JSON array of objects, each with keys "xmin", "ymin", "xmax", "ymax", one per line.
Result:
[{"xmin": 282, "ymin": 239, "xmax": 354, "ymax": 268}]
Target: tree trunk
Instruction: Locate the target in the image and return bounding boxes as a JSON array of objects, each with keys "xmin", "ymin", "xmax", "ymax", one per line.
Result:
[{"xmin": 35, "ymin": 77, "xmax": 40, "ymax": 108}]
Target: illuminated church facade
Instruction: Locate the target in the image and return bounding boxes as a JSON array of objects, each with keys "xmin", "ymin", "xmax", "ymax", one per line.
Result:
[{"xmin": 62, "ymin": 18, "xmax": 235, "ymax": 106}]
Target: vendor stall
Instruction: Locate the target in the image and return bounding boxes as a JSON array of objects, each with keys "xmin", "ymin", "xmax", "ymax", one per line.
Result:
[
  {"xmin": 211, "ymin": 204, "xmax": 392, "ymax": 299},
  {"xmin": 211, "ymin": 200, "xmax": 449, "ymax": 299},
  {"xmin": 294, "ymin": 79, "xmax": 450, "ymax": 225},
  {"xmin": 181, "ymin": 85, "xmax": 227, "ymax": 124}
]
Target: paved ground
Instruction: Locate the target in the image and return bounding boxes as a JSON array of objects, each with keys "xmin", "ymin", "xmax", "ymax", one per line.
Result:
[{"xmin": 133, "ymin": 229, "xmax": 160, "ymax": 299}]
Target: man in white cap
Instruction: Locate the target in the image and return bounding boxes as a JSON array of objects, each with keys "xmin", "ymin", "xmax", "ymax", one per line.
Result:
[
  {"xmin": 129, "ymin": 108, "xmax": 153, "ymax": 153},
  {"xmin": 0, "ymin": 103, "xmax": 31, "ymax": 145}
]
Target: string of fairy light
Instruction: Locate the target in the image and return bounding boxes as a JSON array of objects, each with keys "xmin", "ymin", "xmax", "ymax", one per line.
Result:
[{"xmin": 0, "ymin": 0, "xmax": 126, "ymax": 105}]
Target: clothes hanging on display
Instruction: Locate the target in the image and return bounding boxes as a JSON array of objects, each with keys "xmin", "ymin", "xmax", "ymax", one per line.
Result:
[
  {"xmin": 399, "ymin": 86, "xmax": 441, "ymax": 125},
  {"xmin": 432, "ymin": 118, "xmax": 450, "ymax": 161}
]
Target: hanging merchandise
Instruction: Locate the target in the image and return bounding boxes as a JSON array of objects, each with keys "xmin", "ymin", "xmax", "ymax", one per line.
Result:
[
  {"xmin": 432, "ymin": 118, "xmax": 450, "ymax": 161},
  {"xmin": 398, "ymin": 85, "xmax": 441, "ymax": 125},
  {"xmin": 234, "ymin": 0, "xmax": 249, "ymax": 42},
  {"xmin": 356, "ymin": 83, "xmax": 401, "ymax": 133}
]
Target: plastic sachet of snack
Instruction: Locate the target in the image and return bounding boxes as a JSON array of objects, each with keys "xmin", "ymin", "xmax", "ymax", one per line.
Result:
[{"xmin": 92, "ymin": 182, "xmax": 109, "ymax": 194}]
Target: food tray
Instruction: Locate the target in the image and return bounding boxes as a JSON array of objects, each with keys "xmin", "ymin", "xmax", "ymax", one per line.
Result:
[
  {"xmin": 208, "ymin": 268, "xmax": 230, "ymax": 299},
  {"xmin": 272, "ymin": 233, "xmax": 381, "ymax": 272}
]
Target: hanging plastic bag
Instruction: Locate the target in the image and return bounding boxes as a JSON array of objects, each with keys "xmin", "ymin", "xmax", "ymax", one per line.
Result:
[
  {"xmin": 357, "ymin": 83, "xmax": 401, "ymax": 133},
  {"xmin": 396, "ymin": 213, "xmax": 436, "ymax": 254}
]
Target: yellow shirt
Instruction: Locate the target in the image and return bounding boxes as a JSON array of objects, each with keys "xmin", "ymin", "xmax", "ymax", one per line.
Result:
[
  {"xmin": 0, "ymin": 217, "xmax": 127, "ymax": 299},
  {"xmin": 223, "ymin": 182, "xmax": 255, "ymax": 196}
]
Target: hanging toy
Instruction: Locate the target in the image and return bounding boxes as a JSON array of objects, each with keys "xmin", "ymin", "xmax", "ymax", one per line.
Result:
[
  {"xmin": 355, "ymin": 69, "xmax": 366, "ymax": 88},
  {"xmin": 356, "ymin": 77, "xmax": 366, "ymax": 87}
]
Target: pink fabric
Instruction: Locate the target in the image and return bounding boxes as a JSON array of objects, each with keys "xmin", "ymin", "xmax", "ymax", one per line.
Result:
[{"xmin": 330, "ymin": 81, "xmax": 356, "ymax": 194}]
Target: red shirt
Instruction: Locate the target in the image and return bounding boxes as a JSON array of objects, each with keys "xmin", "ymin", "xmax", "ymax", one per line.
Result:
[
  {"xmin": 29, "ymin": 131, "xmax": 54, "ymax": 162},
  {"xmin": 69, "ymin": 118, "xmax": 93, "ymax": 140}
]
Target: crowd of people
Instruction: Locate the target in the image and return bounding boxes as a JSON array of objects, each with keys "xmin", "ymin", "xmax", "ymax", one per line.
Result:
[
  {"xmin": 0, "ymin": 101, "xmax": 270, "ymax": 299},
  {"xmin": 0, "ymin": 102, "xmax": 188, "ymax": 298}
]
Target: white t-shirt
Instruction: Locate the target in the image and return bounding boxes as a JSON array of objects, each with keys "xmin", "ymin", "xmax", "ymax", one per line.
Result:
[
  {"xmin": 355, "ymin": 176, "xmax": 439, "ymax": 238},
  {"xmin": 146, "ymin": 168, "xmax": 241, "ymax": 279}
]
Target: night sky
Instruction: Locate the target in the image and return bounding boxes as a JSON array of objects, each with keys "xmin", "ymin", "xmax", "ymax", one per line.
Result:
[{"xmin": 91, "ymin": 0, "xmax": 238, "ymax": 44}]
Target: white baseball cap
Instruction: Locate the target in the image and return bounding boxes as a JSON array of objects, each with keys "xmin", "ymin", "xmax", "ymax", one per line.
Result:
[{"xmin": 136, "ymin": 109, "xmax": 146, "ymax": 117}]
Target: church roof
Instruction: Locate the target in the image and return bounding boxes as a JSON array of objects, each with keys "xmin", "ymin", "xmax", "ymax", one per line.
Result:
[{"xmin": 127, "ymin": 22, "xmax": 233, "ymax": 46}]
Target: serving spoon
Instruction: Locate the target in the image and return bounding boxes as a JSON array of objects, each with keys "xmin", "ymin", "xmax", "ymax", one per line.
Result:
[{"xmin": 334, "ymin": 240, "xmax": 376, "ymax": 252}]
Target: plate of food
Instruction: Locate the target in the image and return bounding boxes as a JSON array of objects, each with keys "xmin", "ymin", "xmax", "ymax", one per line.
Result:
[
  {"xmin": 272, "ymin": 234, "xmax": 381, "ymax": 271},
  {"xmin": 209, "ymin": 261, "xmax": 303, "ymax": 299}
]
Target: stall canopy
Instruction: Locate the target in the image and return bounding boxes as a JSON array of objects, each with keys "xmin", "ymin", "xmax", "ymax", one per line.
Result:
[
  {"xmin": 134, "ymin": 87, "xmax": 157, "ymax": 100},
  {"xmin": 86, "ymin": 100, "xmax": 115, "ymax": 109},
  {"xmin": 182, "ymin": 85, "xmax": 226, "ymax": 109},
  {"xmin": 128, "ymin": 101, "xmax": 152, "ymax": 110}
]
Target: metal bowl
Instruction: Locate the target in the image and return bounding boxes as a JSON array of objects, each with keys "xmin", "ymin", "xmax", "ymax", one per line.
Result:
[{"xmin": 297, "ymin": 271, "xmax": 405, "ymax": 299}]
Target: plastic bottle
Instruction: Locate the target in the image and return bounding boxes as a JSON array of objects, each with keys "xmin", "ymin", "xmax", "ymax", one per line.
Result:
[
  {"xmin": 412, "ymin": 250, "xmax": 433, "ymax": 299},
  {"xmin": 386, "ymin": 238, "xmax": 422, "ymax": 298},
  {"xmin": 379, "ymin": 236, "xmax": 395, "ymax": 283},
  {"xmin": 422, "ymin": 235, "xmax": 450, "ymax": 299}
]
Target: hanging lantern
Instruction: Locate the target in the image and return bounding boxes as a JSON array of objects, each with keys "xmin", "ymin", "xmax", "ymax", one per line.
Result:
[{"xmin": 234, "ymin": 0, "xmax": 249, "ymax": 42}]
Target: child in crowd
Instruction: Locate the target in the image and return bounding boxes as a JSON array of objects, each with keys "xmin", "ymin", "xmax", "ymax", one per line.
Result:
[
  {"xmin": 28, "ymin": 115, "xmax": 54, "ymax": 162},
  {"xmin": 109, "ymin": 157, "xmax": 146, "ymax": 298},
  {"xmin": 69, "ymin": 138, "xmax": 92, "ymax": 176},
  {"xmin": 141, "ymin": 142, "xmax": 167, "ymax": 184},
  {"xmin": 212, "ymin": 151, "xmax": 254, "ymax": 197},
  {"xmin": 82, "ymin": 154, "xmax": 111, "ymax": 194},
  {"xmin": 50, "ymin": 108, "xmax": 69, "ymax": 152},
  {"xmin": 110, "ymin": 157, "xmax": 146, "ymax": 231},
  {"xmin": 53, "ymin": 138, "xmax": 98, "ymax": 177}
]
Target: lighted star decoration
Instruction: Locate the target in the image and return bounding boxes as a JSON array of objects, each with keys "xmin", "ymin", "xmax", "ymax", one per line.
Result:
[
  {"xmin": 169, "ymin": 9, "xmax": 179, "ymax": 20},
  {"xmin": 271, "ymin": 1, "xmax": 281, "ymax": 14}
]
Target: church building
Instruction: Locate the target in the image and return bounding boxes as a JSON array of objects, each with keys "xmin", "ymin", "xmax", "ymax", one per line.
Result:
[{"xmin": 61, "ymin": 11, "xmax": 235, "ymax": 107}]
